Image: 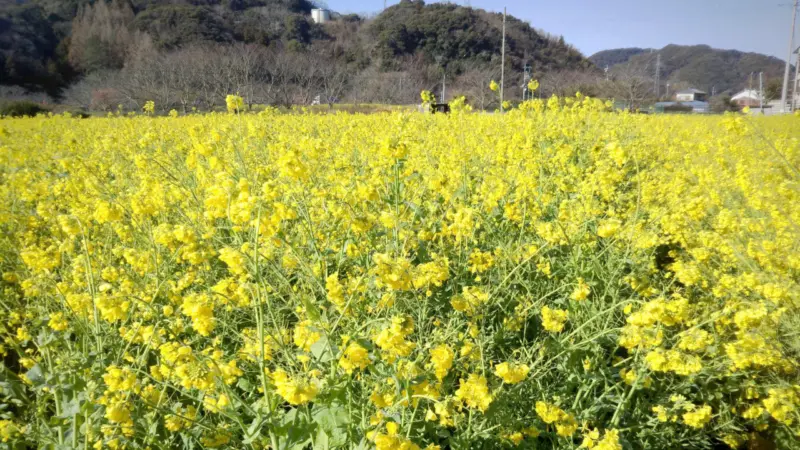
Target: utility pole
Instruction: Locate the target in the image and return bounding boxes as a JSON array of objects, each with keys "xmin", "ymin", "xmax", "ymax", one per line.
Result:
[
  {"xmin": 780, "ymin": 0, "xmax": 798, "ymax": 113},
  {"xmin": 435, "ymin": 55, "xmax": 446, "ymax": 103},
  {"xmin": 500, "ymin": 7, "xmax": 506, "ymax": 112},
  {"xmin": 760, "ymin": 71, "xmax": 764, "ymax": 113},
  {"xmin": 654, "ymin": 53, "xmax": 661, "ymax": 98},
  {"xmin": 441, "ymin": 71, "xmax": 446, "ymax": 103}
]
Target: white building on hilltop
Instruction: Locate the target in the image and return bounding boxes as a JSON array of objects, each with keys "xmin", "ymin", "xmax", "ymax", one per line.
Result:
[{"xmin": 311, "ymin": 9, "xmax": 331, "ymax": 24}]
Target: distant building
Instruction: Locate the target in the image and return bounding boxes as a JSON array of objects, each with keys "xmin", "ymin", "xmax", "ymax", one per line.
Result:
[
  {"xmin": 311, "ymin": 9, "xmax": 331, "ymax": 24},
  {"xmin": 675, "ymin": 88, "xmax": 707, "ymax": 102},
  {"xmin": 731, "ymin": 89, "xmax": 762, "ymax": 107},
  {"xmin": 795, "ymin": 79, "xmax": 800, "ymax": 110}
]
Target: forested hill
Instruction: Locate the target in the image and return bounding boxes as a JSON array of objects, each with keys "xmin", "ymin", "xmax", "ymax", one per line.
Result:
[
  {"xmin": 370, "ymin": 1, "xmax": 591, "ymax": 73},
  {"xmin": 589, "ymin": 48, "xmax": 652, "ymax": 69},
  {"xmin": 0, "ymin": 0, "xmax": 592, "ymax": 98},
  {"xmin": 0, "ymin": 0, "xmax": 319, "ymax": 95},
  {"xmin": 590, "ymin": 44, "xmax": 788, "ymax": 94}
]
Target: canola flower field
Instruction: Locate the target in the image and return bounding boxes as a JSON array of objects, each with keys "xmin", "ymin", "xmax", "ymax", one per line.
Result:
[{"xmin": 0, "ymin": 98, "xmax": 799, "ymax": 450}]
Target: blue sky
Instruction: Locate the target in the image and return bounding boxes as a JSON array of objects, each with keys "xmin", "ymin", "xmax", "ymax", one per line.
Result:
[{"xmin": 324, "ymin": 0, "xmax": 798, "ymax": 60}]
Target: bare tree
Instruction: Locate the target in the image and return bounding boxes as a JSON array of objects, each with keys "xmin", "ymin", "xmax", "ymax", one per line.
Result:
[
  {"xmin": 62, "ymin": 70, "xmax": 129, "ymax": 110},
  {"xmin": 607, "ymin": 62, "xmax": 655, "ymax": 110},
  {"xmin": 266, "ymin": 49, "xmax": 299, "ymax": 107},
  {"xmin": 228, "ymin": 44, "xmax": 268, "ymax": 106},
  {"xmin": 348, "ymin": 69, "xmax": 417, "ymax": 105},
  {"xmin": 540, "ymin": 70, "xmax": 604, "ymax": 98},
  {"xmin": 456, "ymin": 65, "xmax": 501, "ymax": 110},
  {"xmin": 291, "ymin": 52, "xmax": 319, "ymax": 106},
  {"xmin": 317, "ymin": 57, "xmax": 350, "ymax": 107},
  {"xmin": 166, "ymin": 49, "xmax": 202, "ymax": 112},
  {"xmin": 0, "ymin": 86, "xmax": 54, "ymax": 105}
]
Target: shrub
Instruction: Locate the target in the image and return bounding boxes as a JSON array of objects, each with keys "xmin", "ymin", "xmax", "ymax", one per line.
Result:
[
  {"xmin": 663, "ymin": 103, "xmax": 693, "ymax": 113},
  {"xmin": 0, "ymin": 100, "xmax": 49, "ymax": 117}
]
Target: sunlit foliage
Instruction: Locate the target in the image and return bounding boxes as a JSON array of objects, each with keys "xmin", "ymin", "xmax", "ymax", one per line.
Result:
[{"xmin": 0, "ymin": 101, "xmax": 798, "ymax": 449}]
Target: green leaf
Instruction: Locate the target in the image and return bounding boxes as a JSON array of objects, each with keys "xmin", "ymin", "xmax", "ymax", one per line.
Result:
[
  {"xmin": 313, "ymin": 404, "xmax": 349, "ymax": 448},
  {"xmin": 58, "ymin": 397, "xmax": 81, "ymax": 418},
  {"xmin": 243, "ymin": 417, "xmax": 263, "ymax": 444},
  {"xmin": 314, "ymin": 428, "xmax": 330, "ymax": 450},
  {"xmin": 277, "ymin": 409, "xmax": 316, "ymax": 450},
  {"xmin": 237, "ymin": 377, "xmax": 253, "ymax": 392},
  {"xmin": 25, "ymin": 364, "xmax": 45, "ymax": 388},
  {"xmin": 0, "ymin": 365, "xmax": 29, "ymax": 404},
  {"xmin": 302, "ymin": 296, "xmax": 322, "ymax": 322},
  {"xmin": 310, "ymin": 337, "xmax": 337, "ymax": 363},
  {"xmin": 36, "ymin": 330, "xmax": 56, "ymax": 347}
]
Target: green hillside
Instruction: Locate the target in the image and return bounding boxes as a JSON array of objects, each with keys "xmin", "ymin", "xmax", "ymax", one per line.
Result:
[
  {"xmin": 590, "ymin": 44, "xmax": 788, "ymax": 94},
  {"xmin": 370, "ymin": 0, "xmax": 591, "ymax": 74}
]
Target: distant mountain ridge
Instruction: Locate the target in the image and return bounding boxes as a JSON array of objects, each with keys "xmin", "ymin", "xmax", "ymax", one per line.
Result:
[{"xmin": 589, "ymin": 44, "xmax": 788, "ymax": 94}]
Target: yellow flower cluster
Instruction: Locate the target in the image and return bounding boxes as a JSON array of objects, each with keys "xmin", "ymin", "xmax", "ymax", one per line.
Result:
[
  {"xmin": 535, "ymin": 401, "xmax": 578, "ymax": 437},
  {"xmin": 683, "ymin": 404, "xmax": 713, "ymax": 429},
  {"xmin": 763, "ymin": 388, "xmax": 799, "ymax": 426},
  {"xmin": 374, "ymin": 316, "xmax": 415, "ymax": 362},
  {"xmin": 339, "ymin": 341, "xmax": 370, "ymax": 374},
  {"xmin": 581, "ymin": 428, "xmax": 622, "ymax": 450},
  {"xmin": 0, "ymin": 420, "xmax": 25, "ymax": 443},
  {"xmin": 373, "ymin": 422, "xmax": 421, "ymax": 450},
  {"xmin": 271, "ymin": 369, "xmax": 318, "ymax": 405},
  {"xmin": 1, "ymin": 98, "xmax": 798, "ymax": 449},
  {"xmin": 225, "ymin": 94, "xmax": 245, "ymax": 114},
  {"xmin": 429, "ymin": 344, "xmax": 455, "ymax": 381},
  {"xmin": 455, "ymin": 374, "xmax": 493, "ymax": 412},
  {"xmin": 541, "ymin": 306, "xmax": 569, "ymax": 333},
  {"xmin": 494, "ymin": 362, "xmax": 530, "ymax": 384}
]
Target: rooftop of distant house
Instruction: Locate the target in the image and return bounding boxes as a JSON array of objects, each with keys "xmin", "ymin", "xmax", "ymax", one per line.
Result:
[
  {"xmin": 676, "ymin": 88, "xmax": 707, "ymax": 95},
  {"xmin": 731, "ymin": 89, "xmax": 763, "ymax": 100}
]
